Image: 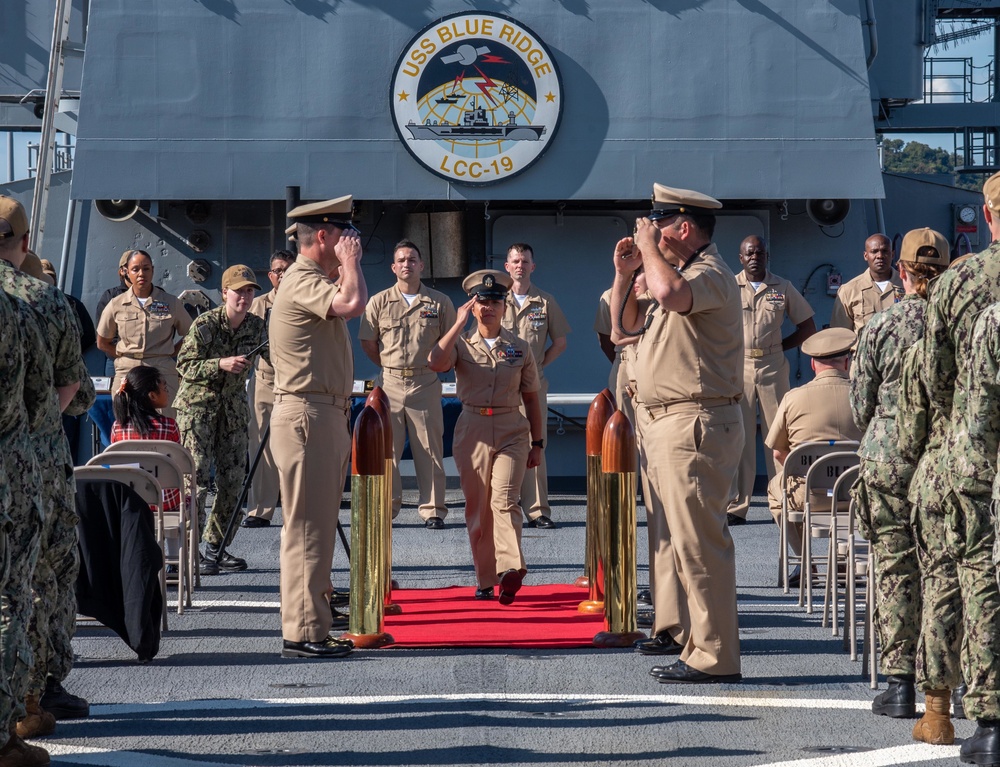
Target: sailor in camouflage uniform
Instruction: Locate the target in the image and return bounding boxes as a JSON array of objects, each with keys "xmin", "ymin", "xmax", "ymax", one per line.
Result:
[
  {"xmin": 898, "ymin": 172, "xmax": 1000, "ymax": 765},
  {"xmin": 0, "ymin": 196, "xmax": 52, "ymax": 767},
  {"xmin": 850, "ymin": 228, "xmax": 950, "ymax": 740},
  {"xmin": 174, "ymin": 265, "xmax": 267, "ymax": 576}
]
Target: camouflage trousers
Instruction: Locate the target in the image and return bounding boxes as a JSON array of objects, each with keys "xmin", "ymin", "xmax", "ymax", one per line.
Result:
[
  {"xmin": 915, "ymin": 487, "xmax": 1000, "ymax": 718},
  {"xmin": 0, "ymin": 434, "xmax": 42, "ymax": 738},
  {"xmin": 853, "ymin": 460, "xmax": 919, "ymax": 678},
  {"xmin": 178, "ymin": 402, "xmax": 249, "ymax": 548},
  {"xmin": 27, "ymin": 441, "xmax": 79, "ymax": 697}
]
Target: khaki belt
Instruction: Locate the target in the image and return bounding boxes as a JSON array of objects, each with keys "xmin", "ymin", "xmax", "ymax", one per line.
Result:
[
  {"xmin": 384, "ymin": 366, "xmax": 431, "ymax": 379},
  {"xmin": 644, "ymin": 397, "xmax": 739, "ymax": 418},
  {"xmin": 119, "ymin": 352, "xmax": 170, "ymax": 361},
  {"xmin": 274, "ymin": 392, "xmax": 352, "ymax": 411},
  {"xmin": 746, "ymin": 344, "xmax": 784, "ymax": 359},
  {"xmin": 463, "ymin": 405, "xmax": 519, "ymax": 416}
]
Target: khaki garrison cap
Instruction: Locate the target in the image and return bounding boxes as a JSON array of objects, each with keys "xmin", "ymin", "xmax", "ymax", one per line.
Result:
[
  {"xmin": 285, "ymin": 223, "xmax": 298, "ymax": 242},
  {"xmin": 0, "ymin": 195, "xmax": 29, "ymax": 242},
  {"xmin": 801, "ymin": 327, "xmax": 856, "ymax": 360},
  {"xmin": 985, "ymin": 171, "xmax": 1000, "ymax": 213},
  {"xmin": 286, "ymin": 195, "xmax": 358, "ymax": 232},
  {"xmin": 462, "ymin": 269, "xmax": 512, "ymax": 301},
  {"xmin": 649, "ymin": 183, "xmax": 722, "ymax": 221},
  {"xmin": 899, "ymin": 228, "xmax": 950, "ymax": 268},
  {"xmin": 40, "ymin": 258, "xmax": 57, "ymax": 282},
  {"xmin": 221, "ymin": 264, "xmax": 261, "ymax": 291},
  {"xmin": 119, "ymin": 249, "xmax": 136, "ymax": 268}
]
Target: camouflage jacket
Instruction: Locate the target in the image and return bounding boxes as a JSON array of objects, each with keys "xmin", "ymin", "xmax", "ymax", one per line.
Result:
[
  {"xmin": 851, "ymin": 294, "xmax": 924, "ymax": 475},
  {"xmin": 959, "ymin": 303, "xmax": 1000, "ymax": 498},
  {"xmin": 174, "ymin": 306, "xmax": 268, "ymax": 411},
  {"xmin": 0, "ymin": 289, "xmax": 28, "ymax": 442}
]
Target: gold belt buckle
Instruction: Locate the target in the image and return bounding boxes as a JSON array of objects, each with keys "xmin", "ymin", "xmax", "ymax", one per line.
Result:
[
  {"xmin": 750, "ymin": 348, "xmax": 764, "ymax": 358},
  {"xmin": 479, "ymin": 407, "xmax": 493, "ymax": 416},
  {"xmin": 400, "ymin": 368, "xmax": 414, "ymax": 378}
]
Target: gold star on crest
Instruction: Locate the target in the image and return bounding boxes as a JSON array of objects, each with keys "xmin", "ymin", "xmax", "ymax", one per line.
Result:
[
  {"xmin": 397, "ymin": 91, "xmax": 410, "ymax": 101},
  {"xmin": 545, "ymin": 92, "xmax": 556, "ymax": 103}
]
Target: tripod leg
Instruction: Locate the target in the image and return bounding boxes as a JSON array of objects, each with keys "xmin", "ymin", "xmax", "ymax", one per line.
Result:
[{"xmin": 216, "ymin": 424, "xmax": 270, "ymax": 564}]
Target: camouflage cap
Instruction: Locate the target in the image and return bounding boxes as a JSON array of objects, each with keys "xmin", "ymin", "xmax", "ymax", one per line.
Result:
[
  {"xmin": 649, "ymin": 183, "xmax": 722, "ymax": 221},
  {"xmin": 899, "ymin": 227, "xmax": 950, "ymax": 267},
  {"xmin": 462, "ymin": 269, "xmax": 512, "ymax": 301},
  {"xmin": 801, "ymin": 327, "xmax": 856, "ymax": 359},
  {"xmin": 221, "ymin": 264, "xmax": 261, "ymax": 291},
  {"xmin": 0, "ymin": 195, "xmax": 28, "ymax": 242}
]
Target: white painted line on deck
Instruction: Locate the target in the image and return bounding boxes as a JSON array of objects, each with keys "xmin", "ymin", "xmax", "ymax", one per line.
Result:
[{"xmin": 754, "ymin": 742, "xmax": 959, "ymax": 767}]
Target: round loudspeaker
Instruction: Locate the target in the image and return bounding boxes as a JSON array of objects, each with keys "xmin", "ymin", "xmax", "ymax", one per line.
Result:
[
  {"xmin": 807, "ymin": 199, "xmax": 851, "ymax": 227},
  {"xmin": 95, "ymin": 199, "xmax": 140, "ymax": 222}
]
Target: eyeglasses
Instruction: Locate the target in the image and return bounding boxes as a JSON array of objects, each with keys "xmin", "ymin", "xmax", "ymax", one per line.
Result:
[{"xmin": 269, "ymin": 268, "xmax": 286, "ymax": 275}]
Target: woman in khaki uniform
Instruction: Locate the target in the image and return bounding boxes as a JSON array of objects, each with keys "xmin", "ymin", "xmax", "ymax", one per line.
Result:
[
  {"xmin": 97, "ymin": 249, "xmax": 191, "ymax": 416},
  {"xmin": 428, "ymin": 269, "xmax": 543, "ymax": 605}
]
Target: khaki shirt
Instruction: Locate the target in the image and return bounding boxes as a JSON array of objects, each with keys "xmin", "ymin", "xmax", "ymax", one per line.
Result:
[
  {"xmin": 358, "ymin": 283, "xmax": 457, "ymax": 370},
  {"xmin": 97, "ymin": 286, "xmax": 191, "ymax": 360},
  {"xmin": 830, "ymin": 269, "xmax": 903, "ymax": 333},
  {"xmin": 737, "ymin": 270, "xmax": 814, "ymax": 357},
  {"xmin": 765, "ymin": 369, "xmax": 862, "ymax": 454},
  {"xmin": 250, "ymin": 289, "xmax": 276, "ymax": 386},
  {"xmin": 450, "ymin": 328, "xmax": 540, "ymax": 409},
  {"xmin": 634, "ymin": 244, "xmax": 743, "ymax": 405},
  {"xmin": 269, "ymin": 256, "xmax": 352, "ymax": 396},
  {"xmin": 502, "ymin": 284, "xmax": 571, "ymax": 376}
]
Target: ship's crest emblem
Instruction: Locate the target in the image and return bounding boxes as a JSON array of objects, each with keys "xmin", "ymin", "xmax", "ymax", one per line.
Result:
[{"xmin": 390, "ymin": 12, "xmax": 563, "ymax": 185}]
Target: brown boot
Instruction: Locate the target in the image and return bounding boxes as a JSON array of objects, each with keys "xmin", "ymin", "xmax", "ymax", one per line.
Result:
[
  {"xmin": 0, "ymin": 731, "xmax": 50, "ymax": 766},
  {"xmin": 14, "ymin": 698, "xmax": 54, "ymax": 740},
  {"xmin": 912, "ymin": 688, "xmax": 955, "ymax": 745}
]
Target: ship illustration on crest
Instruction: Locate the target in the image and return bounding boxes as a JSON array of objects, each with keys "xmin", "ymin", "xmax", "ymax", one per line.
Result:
[{"xmin": 406, "ymin": 97, "xmax": 546, "ymax": 141}]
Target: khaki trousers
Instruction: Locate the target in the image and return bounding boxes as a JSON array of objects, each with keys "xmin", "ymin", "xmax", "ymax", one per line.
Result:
[
  {"xmin": 271, "ymin": 396, "xmax": 350, "ymax": 643},
  {"xmin": 638, "ymin": 401, "xmax": 743, "ymax": 676},
  {"xmin": 729, "ymin": 352, "xmax": 788, "ymax": 518},
  {"xmin": 519, "ymin": 376, "xmax": 550, "ymax": 520},
  {"xmin": 379, "ymin": 371, "xmax": 447, "ymax": 521},
  {"xmin": 454, "ymin": 411, "xmax": 529, "ymax": 588},
  {"xmin": 247, "ymin": 375, "xmax": 280, "ymax": 521}
]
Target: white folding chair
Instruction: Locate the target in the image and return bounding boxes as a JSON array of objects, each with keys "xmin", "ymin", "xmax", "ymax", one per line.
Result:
[
  {"xmin": 800, "ymin": 451, "xmax": 860, "ymax": 613},
  {"xmin": 102, "ymin": 440, "xmax": 201, "ymax": 590},
  {"xmin": 778, "ymin": 440, "xmax": 860, "ymax": 595},
  {"xmin": 88, "ymin": 452, "xmax": 191, "ymax": 613},
  {"xmin": 822, "ymin": 464, "xmax": 860, "ymax": 634},
  {"xmin": 73, "ymin": 465, "xmax": 169, "ymax": 631}
]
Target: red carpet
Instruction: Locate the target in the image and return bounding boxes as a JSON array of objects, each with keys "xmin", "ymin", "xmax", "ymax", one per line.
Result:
[{"xmin": 382, "ymin": 584, "xmax": 606, "ymax": 648}]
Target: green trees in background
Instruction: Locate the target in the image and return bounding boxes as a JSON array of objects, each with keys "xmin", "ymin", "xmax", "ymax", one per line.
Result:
[{"xmin": 879, "ymin": 137, "xmax": 985, "ymax": 191}]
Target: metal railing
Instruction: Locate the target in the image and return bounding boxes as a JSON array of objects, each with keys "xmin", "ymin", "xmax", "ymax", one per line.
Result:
[
  {"xmin": 26, "ymin": 140, "xmax": 73, "ymax": 177},
  {"xmin": 923, "ymin": 56, "xmax": 994, "ymax": 103}
]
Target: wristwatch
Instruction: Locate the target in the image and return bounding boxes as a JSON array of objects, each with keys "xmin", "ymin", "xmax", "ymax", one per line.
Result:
[{"xmin": 531, "ymin": 439, "xmax": 545, "ymax": 448}]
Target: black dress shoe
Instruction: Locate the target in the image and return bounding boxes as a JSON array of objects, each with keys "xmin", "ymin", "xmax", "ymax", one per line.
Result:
[
  {"xmin": 330, "ymin": 588, "xmax": 350, "ymax": 607},
  {"xmin": 281, "ymin": 635, "xmax": 354, "ymax": 659},
  {"xmin": 872, "ymin": 674, "xmax": 916, "ymax": 718},
  {"xmin": 40, "ymin": 679, "xmax": 89, "ymax": 720},
  {"xmin": 474, "ymin": 587, "xmax": 494, "ymax": 600},
  {"xmin": 204, "ymin": 544, "xmax": 248, "ymax": 572},
  {"xmin": 498, "ymin": 569, "xmax": 524, "ymax": 605},
  {"xmin": 637, "ymin": 589, "xmax": 652, "ymax": 605},
  {"xmin": 242, "ymin": 516, "xmax": 271, "ymax": 528},
  {"xmin": 652, "ymin": 660, "xmax": 742, "ymax": 684},
  {"xmin": 634, "ymin": 631, "xmax": 683, "ymax": 656},
  {"xmin": 424, "ymin": 517, "xmax": 444, "ymax": 529},
  {"xmin": 960, "ymin": 719, "xmax": 1000, "ymax": 765},
  {"xmin": 783, "ymin": 565, "xmax": 817, "ymax": 589},
  {"xmin": 637, "ymin": 611, "xmax": 654, "ymax": 628},
  {"xmin": 330, "ymin": 606, "xmax": 349, "ymax": 629},
  {"xmin": 527, "ymin": 515, "xmax": 556, "ymax": 529},
  {"xmin": 726, "ymin": 513, "xmax": 747, "ymax": 526}
]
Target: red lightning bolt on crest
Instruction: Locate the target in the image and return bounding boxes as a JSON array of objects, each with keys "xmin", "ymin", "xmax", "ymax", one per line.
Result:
[
  {"xmin": 473, "ymin": 66, "xmax": 499, "ymax": 106},
  {"xmin": 480, "ymin": 54, "xmax": 508, "ymax": 64}
]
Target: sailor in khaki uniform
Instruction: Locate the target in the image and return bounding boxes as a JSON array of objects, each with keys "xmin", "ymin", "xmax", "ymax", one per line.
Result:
[
  {"xmin": 765, "ymin": 328, "xmax": 862, "ymax": 579},
  {"xmin": 269, "ymin": 196, "xmax": 367, "ymax": 659},
  {"xmin": 727, "ymin": 236, "xmax": 815, "ymax": 524},
  {"xmin": 612, "ymin": 183, "xmax": 744, "ymax": 683},
  {"xmin": 359, "ymin": 240, "xmax": 457, "ymax": 528},
  {"xmin": 830, "ymin": 234, "xmax": 903, "ymax": 332},
  {"xmin": 244, "ymin": 250, "xmax": 295, "ymax": 527},
  {"xmin": 502, "ymin": 243, "xmax": 570, "ymax": 529},
  {"xmin": 96, "ymin": 249, "xmax": 192, "ymax": 417},
  {"xmin": 429, "ymin": 270, "xmax": 543, "ymax": 606}
]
